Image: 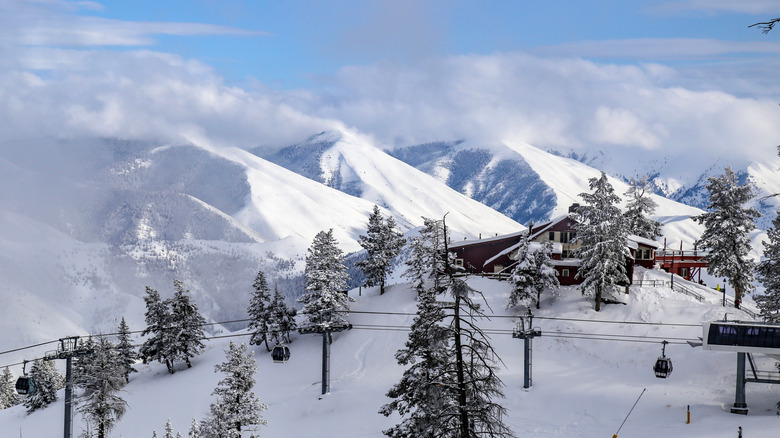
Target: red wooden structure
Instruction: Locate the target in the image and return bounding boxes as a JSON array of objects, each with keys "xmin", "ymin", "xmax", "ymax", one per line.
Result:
[{"xmin": 655, "ymin": 239, "xmax": 708, "ymax": 283}]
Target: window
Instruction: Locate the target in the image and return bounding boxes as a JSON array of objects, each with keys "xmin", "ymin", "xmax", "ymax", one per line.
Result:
[
  {"xmin": 560, "ymin": 232, "xmax": 569, "ymax": 243},
  {"xmin": 455, "ymin": 258, "xmax": 464, "ymax": 267},
  {"xmin": 561, "ymin": 269, "xmax": 570, "ymax": 277},
  {"xmin": 549, "ymin": 231, "xmax": 556, "ymax": 242}
]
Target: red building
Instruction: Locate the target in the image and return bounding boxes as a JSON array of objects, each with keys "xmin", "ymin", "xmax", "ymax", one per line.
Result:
[{"xmin": 449, "ymin": 212, "xmax": 661, "ymax": 286}]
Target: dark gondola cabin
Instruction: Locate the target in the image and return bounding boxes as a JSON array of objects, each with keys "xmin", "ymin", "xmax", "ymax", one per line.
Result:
[
  {"xmin": 653, "ymin": 340, "xmax": 672, "ymax": 378},
  {"xmin": 271, "ymin": 345, "xmax": 291, "ymax": 363},
  {"xmin": 15, "ymin": 376, "xmax": 35, "ymax": 395},
  {"xmin": 654, "ymin": 357, "xmax": 673, "ymax": 378}
]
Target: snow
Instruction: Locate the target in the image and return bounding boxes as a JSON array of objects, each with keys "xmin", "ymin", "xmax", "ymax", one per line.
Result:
[{"xmin": 3, "ymin": 267, "xmax": 778, "ymax": 437}]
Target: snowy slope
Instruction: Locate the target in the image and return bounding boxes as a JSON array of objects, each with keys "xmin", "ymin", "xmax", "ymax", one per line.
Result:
[
  {"xmin": 2, "ymin": 269, "xmax": 776, "ymax": 437},
  {"xmin": 260, "ymin": 130, "xmax": 524, "ymax": 242}
]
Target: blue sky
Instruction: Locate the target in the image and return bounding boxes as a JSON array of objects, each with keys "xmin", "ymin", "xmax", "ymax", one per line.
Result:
[
  {"xmin": 65, "ymin": 0, "xmax": 780, "ymax": 88},
  {"xmin": 1, "ymin": 0, "xmax": 779, "ymax": 165}
]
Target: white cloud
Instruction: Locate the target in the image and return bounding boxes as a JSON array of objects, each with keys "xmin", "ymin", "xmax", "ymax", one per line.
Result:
[{"xmin": 533, "ymin": 38, "xmax": 780, "ymax": 60}]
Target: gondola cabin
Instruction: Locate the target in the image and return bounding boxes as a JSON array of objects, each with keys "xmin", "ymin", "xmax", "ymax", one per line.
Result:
[
  {"xmin": 654, "ymin": 357, "xmax": 672, "ymax": 378},
  {"xmin": 703, "ymin": 320, "xmax": 780, "ymax": 358},
  {"xmin": 271, "ymin": 345, "xmax": 291, "ymax": 363},
  {"xmin": 15, "ymin": 376, "xmax": 34, "ymax": 395}
]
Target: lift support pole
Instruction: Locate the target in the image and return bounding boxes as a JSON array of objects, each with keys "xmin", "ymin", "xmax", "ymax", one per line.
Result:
[
  {"xmin": 299, "ymin": 312, "xmax": 352, "ymax": 396},
  {"xmin": 43, "ymin": 336, "xmax": 92, "ymax": 438},
  {"xmin": 513, "ymin": 309, "xmax": 541, "ymax": 389},
  {"xmin": 731, "ymin": 352, "xmax": 748, "ymax": 414}
]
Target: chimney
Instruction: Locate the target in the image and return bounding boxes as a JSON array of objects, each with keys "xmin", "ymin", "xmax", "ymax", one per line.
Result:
[{"xmin": 568, "ymin": 203, "xmax": 580, "ymax": 213}]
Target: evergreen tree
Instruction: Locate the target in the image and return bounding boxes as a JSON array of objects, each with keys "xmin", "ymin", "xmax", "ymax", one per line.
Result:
[
  {"xmin": 188, "ymin": 418, "xmax": 201, "ymax": 438},
  {"xmin": 383, "ymin": 217, "xmax": 515, "ymax": 438},
  {"xmin": 380, "ymin": 283, "xmax": 450, "ymax": 437},
  {"xmin": 164, "ymin": 419, "xmax": 175, "ymax": 438},
  {"xmin": 299, "ymin": 229, "xmax": 352, "ymax": 331},
  {"xmin": 575, "ymin": 172, "xmax": 630, "ymax": 312},
  {"xmin": 403, "ymin": 218, "xmax": 448, "ymax": 297},
  {"xmin": 694, "ymin": 167, "xmax": 760, "ymax": 309},
  {"xmin": 168, "ymin": 280, "xmax": 207, "ymax": 370},
  {"xmin": 756, "ymin": 212, "xmax": 780, "ymax": 321},
  {"xmin": 0, "ymin": 366, "xmax": 20, "ymax": 409},
  {"xmin": 530, "ymin": 240, "xmax": 560, "ymax": 309},
  {"xmin": 357, "ymin": 205, "xmax": 406, "ymax": 295},
  {"xmin": 623, "ymin": 175, "xmax": 662, "ymax": 240},
  {"xmin": 507, "ymin": 230, "xmax": 534, "ymax": 309},
  {"xmin": 268, "ymin": 286, "xmax": 297, "ymax": 345},
  {"xmin": 139, "ymin": 286, "xmax": 175, "ymax": 373},
  {"xmin": 248, "ymin": 270, "xmax": 273, "ymax": 351},
  {"xmin": 200, "ymin": 342, "xmax": 267, "ymax": 438},
  {"xmin": 24, "ymin": 359, "xmax": 62, "ymax": 414},
  {"xmin": 116, "ymin": 317, "xmax": 137, "ymax": 383},
  {"xmin": 76, "ymin": 336, "xmax": 127, "ymax": 438}
]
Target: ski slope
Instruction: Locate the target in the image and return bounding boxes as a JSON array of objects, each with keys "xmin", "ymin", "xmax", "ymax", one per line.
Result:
[{"xmin": 1, "ymin": 268, "xmax": 776, "ymax": 437}]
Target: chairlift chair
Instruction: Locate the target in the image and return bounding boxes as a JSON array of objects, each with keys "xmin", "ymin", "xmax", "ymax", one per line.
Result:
[
  {"xmin": 653, "ymin": 340, "xmax": 673, "ymax": 379},
  {"xmin": 271, "ymin": 344, "xmax": 291, "ymax": 363},
  {"xmin": 15, "ymin": 361, "xmax": 35, "ymax": 395}
]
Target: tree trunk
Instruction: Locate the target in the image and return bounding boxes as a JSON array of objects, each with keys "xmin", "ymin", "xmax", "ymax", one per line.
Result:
[
  {"xmin": 380, "ymin": 277, "xmax": 386, "ymax": 295},
  {"xmin": 734, "ymin": 282, "xmax": 742, "ymax": 309},
  {"xmin": 453, "ymin": 294, "xmax": 470, "ymax": 438},
  {"xmin": 594, "ymin": 285, "xmax": 602, "ymax": 312}
]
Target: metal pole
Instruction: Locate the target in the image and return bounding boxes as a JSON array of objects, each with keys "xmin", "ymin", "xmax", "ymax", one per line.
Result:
[
  {"xmin": 64, "ymin": 356, "xmax": 73, "ymax": 438},
  {"xmin": 321, "ymin": 331, "xmax": 330, "ymax": 395},
  {"xmin": 731, "ymin": 352, "xmax": 748, "ymax": 414},
  {"xmin": 523, "ymin": 337, "xmax": 531, "ymax": 389}
]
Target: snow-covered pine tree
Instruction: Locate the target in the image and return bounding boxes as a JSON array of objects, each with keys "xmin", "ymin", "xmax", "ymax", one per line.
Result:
[
  {"xmin": 200, "ymin": 342, "xmax": 267, "ymax": 438},
  {"xmin": 530, "ymin": 240, "xmax": 560, "ymax": 309},
  {"xmin": 507, "ymin": 229, "xmax": 534, "ymax": 309},
  {"xmin": 380, "ymin": 282, "xmax": 450, "ymax": 437},
  {"xmin": 116, "ymin": 317, "xmax": 137, "ymax": 383},
  {"xmin": 694, "ymin": 167, "xmax": 760, "ymax": 309},
  {"xmin": 623, "ymin": 175, "xmax": 662, "ymax": 240},
  {"xmin": 299, "ymin": 229, "xmax": 352, "ymax": 331},
  {"xmin": 269, "ymin": 286, "xmax": 297, "ymax": 344},
  {"xmin": 139, "ymin": 286, "xmax": 175, "ymax": 373},
  {"xmin": 164, "ymin": 419, "xmax": 175, "ymax": 438},
  {"xmin": 403, "ymin": 218, "xmax": 448, "ymax": 297},
  {"xmin": 76, "ymin": 336, "xmax": 127, "ymax": 438},
  {"xmin": 23, "ymin": 359, "xmax": 63, "ymax": 414},
  {"xmin": 248, "ymin": 270, "xmax": 273, "ymax": 351},
  {"xmin": 168, "ymin": 280, "xmax": 207, "ymax": 370},
  {"xmin": 0, "ymin": 366, "xmax": 19, "ymax": 409},
  {"xmin": 756, "ymin": 212, "xmax": 780, "ymax": 321},
  {"xmin": 189, "ymin": 418, "xmax": 201, "ymax": 438},
  {"xmin": 575, "ymin": 172, "xmax": 630, "ymax": 312},
  {"xmin": 357, "ymin": 205, "xmax": 406, "ymax": 295}
]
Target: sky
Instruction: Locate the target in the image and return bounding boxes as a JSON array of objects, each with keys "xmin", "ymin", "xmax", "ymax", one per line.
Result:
[{"xmin": 1, "ymin": 0, "xmax": 779, "ymax": 164}]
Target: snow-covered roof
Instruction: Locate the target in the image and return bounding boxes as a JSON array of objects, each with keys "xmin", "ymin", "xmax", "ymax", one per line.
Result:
[
  {"xmin": 449, "ymin": 229, "xmax": 527, "ymax": 249},
  {"xmin": 627, "ymin": 234, "xmax": 661, "ymax": 248},
  {"xmin": 528, "ymin": 214, "xmax": 574, "ymax": 240},
  {"xmin": 483, "ymin": 241, "xmax": 562, "ymax": 267}
]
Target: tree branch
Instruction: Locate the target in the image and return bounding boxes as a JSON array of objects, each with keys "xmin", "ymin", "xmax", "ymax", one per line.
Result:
[{"xmin": 749, "ymin": 18, "xmax": 780, "ymax": 33}]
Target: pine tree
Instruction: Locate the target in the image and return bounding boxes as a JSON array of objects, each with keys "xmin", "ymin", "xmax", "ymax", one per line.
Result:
[
  {"xmin": 623, "ymin": 175, "xmax": 662, "ymax": 240},
  {"xmin": 116, "ymin": 317, "xmax": 137, "ymax": 383},
  {"xmin": 164, "ymin": 419, "xmax": 175, "ymax": 438},
  {"xmin": 200, "ymin": 342, "xmax": 267, "ymax": 438},
  {"xmin": 0, "ymin": 366, "xmax": 20, "ymax": 409},
  {"xmin": 530, "ymin": 240, "xmax": 560, "ymax": 309},
  {"xmin": 383, "ymin": 217, "xmax": 515, "ymax": 438},
  {"xmin": 403, "ymin": 218, "xmax": 448, "ymax": 297},
  {"xmin": 168, "ymin": 280, "xmax": 207, "ymax": 370},
  {"xmin": 188, "ymin": 418, "xmax": 201, "ymax": 438},
  {"xmin": 299, "ymin": 229, "xmax": 352, "ymax": 331},
  {"xmin": 76, "ymin": 336, "xmax": 127, "ymax": 438},
  {"xmin": 694, "ymin": 167, "xmax": 760, "ymax": 309},
  {"xmin": 380, "ymin": 283, "xmax": 450, "ymax": 437},
  {"xmin": 756, "ymin": 212, "xmax": 780, "ymax": 321},
  {"xmin": 268, "ymin": 286, "xmax": 297, "ymax": 345},
  {"xmin": 248, "ymin": 270, "xmax": 273, "ymax": 351},
  {"xmin": 507, "ymin": 230, "xmax": 534, "ymax": 309},
  {"xmin": 24, "ymin": 359, "xmax": 62, "ymax": 414},
  {"xmin": 139, "ymin": 286, "xmax": 175, "ymax": 373},
  {"xmin": 357, "ymin": 205, "xmax": 406, "ymax": 295},
  {"xmin": 575, "ymin": 172, "xmax": 630, "ymax": 312}
]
